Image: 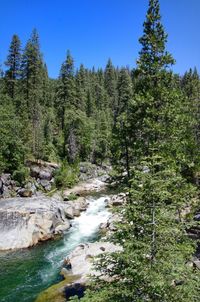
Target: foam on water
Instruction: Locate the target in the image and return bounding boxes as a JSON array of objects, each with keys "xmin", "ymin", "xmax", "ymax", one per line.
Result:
[
  {"xmin": 41, "ymin": 195, "xmax": 111, "ymax": 282},
  {"xmin": 0, "ymin": 194, "xmax": 111, "ymax": 302}
]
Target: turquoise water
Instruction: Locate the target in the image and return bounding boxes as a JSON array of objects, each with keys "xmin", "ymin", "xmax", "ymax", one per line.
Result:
[{"xmin": 0, "ymin": 195, "xmax": 110, "ymax": 302}]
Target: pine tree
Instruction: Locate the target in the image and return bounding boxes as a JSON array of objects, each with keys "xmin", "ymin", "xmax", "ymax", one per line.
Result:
[
  {"xmin": 80, "ymin": 157, "xmax": 199, "ymax": 302},
  {"xmin": 104, "ymin": 59, "xmax": 118, "ymax": 116},
  {"xmin": 78, "ymin": 1, "xmax": 200, "ymax": 301},
  {"xmin": 56, "ymin": 50, "xmax": 76, "ymax": 130},
  {"xmin": 0, "ymin": 102, "xmax": 26, "ymax": 173},
  {"xmin": 21, "ymin": 29, "xmax": 45, "ymax": 158},
  {"xmin": 4, "ymin": 34, "xmax": 21, "ymax": 100},
  {"xmin": 86, "ymin": 89, "xmax": 95, "ymax": 117},
  {"xmin": 75, "ymin": 64, "xmax": 87, "ymax": 112},
  {"xmin": 112, "ymin": 68, "xmax": 133, "ymax": 180},
  {"xmin": 181, "ymin": 68, "xmax": 200, "ymax": 175},
  {"xmin": 137, "ymin": 0, "xmax": 174, "ymax": 79}
]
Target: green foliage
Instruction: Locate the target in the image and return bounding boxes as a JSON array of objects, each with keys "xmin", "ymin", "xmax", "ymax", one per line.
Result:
[
  {"xmin": 111, "ymin": 68, "xmax": 133, "ymax": 179},
  {"xmin": 54, "ymin": 162, "xmax": 78, "ymax": 188},
  {"xmin": 0, "ymin": 13, "xmax": 200, "ymax": 302},
  {"xmin": 4, "ymin": 34, "xmax": 21, "ymax": 100},
  {"xmin": 12, "ymin": 166, "xmax": 30, "ymax": 185},
  {"xmin": 137, "ymin": 0, "xmax": 175, "ymax": 77},
  {"xmin": 81, "ymin": 157, "xmax": 200, "ymax": 302},
  {"xmin": 56, "ymin": 50, "xmax": 76, "ymax": 130},
  {"xmin": 0, "ymin": 102, "xmax": 26, "ymax": 173},
  {"xmin": 67, "ymin": 192, "xmax": 78, "ymax": 201},
  {"xmin": 64, "ymin": 109, "xmax": 93, "ymax": 162},
  {"xmin": 21, "ymin": 29, "xmax": 46, "ymax": 158}
]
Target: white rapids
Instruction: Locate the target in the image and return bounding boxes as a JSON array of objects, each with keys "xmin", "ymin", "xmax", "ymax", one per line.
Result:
[{"xmin": 40, "ymin": 195, "xmax": 111, "ymax": 282}]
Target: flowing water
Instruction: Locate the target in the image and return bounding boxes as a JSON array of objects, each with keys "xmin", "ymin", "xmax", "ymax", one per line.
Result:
[{"xmin": 0, "ymin": 194, "xmax": 111, "ymax": 302}]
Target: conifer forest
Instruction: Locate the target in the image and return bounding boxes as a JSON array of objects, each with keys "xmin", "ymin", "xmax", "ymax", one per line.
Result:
[{"xmin": 0, "ymin": 1, "xmax": 200, "ymax": 301}]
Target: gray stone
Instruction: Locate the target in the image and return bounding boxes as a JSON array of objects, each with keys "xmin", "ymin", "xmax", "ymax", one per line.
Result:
[
  {"xmin": 79, "ymin": 166, "xmax": 88, "ymax": 174},
  {"xmin": 40, "ymin": 179, "xmax": 51, "ymax": 191},
  {"xmin": 39, "ymin": 169, "xmax": 52, "ymax": 180},
  {"xmin": 0, "ymin": 196, "xmax": 71, "ymax": 250},
  {"xmin": 18, "ymin": 188, "xmax": 33, "ymax": 198},
  {"xmin": 30, "ymin": 166, "xmax": 41, "ymax": 178},
  {"xmin": 99, "ymin": 213, "xmax": 122, "ymax": 233},
  {"xmin": 25, "ymin": 182, "xmax": 36, "ymax": 195},
  {"xmin": 61, "ymin": 242, "xmax": 122, "ymax": 283},
  {"xmin": 107, "ymin": 193, "xmax": 127, "ymax": 207},
  {"xmin": 1, "ymin": 174, "xmax": 12, "ymax": 186},
  {"xmin": 63, "ymin": 205, "xmax": 74, "ymax": 219},
  {"xmin": 194, "ymin": 213, "xmax": 200, "ymax": 221}
]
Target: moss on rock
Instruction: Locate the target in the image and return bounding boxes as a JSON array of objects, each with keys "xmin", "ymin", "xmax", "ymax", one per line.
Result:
[{"xmin": 35, "ymin": 275, "xmax": 80, "ymax": 302}]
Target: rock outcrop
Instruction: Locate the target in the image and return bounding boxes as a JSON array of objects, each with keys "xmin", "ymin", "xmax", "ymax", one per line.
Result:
[
  {"xmin": 79, "ymin": 162, "xmax": 110, "ymax": 182},
  {"xmin": 105, "ymin": 192, "xmax": 127, "ymax": 208},
  {"xmin": 0, "ymin": 195, "xmax": 71, "ymax": 250},
  {"xmin": 0, "ymin": 175, "xmax": 109, "ymax": 250},
  {"xmin": 63, "ymin": 178, "xmax": 107, "ymax": 198},
  {"xmin": 61, "ymin": 242, "xmax": 122, "ymax": 284},
  {"xmin": 0, "ymin": 174, "xmax": 17, "ymax": 198},
  {"xmin": 99, "ymin": 213, "xmax": 122, "ymax": 233}
]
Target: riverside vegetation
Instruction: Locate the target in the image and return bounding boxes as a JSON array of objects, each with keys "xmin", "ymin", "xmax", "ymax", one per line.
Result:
[{"xmin": 1, "ymin": 0, "xmax": 200, "ymax": 301}]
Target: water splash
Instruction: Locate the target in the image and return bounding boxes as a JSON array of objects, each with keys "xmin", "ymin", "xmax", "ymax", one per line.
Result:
[
  {"xmin": 41, "ymin": 196, "xmax": 111, "ymax": 282},
  {"xmin": 0, "ymin": 194, "xmax": 111, "ymax": 302}
]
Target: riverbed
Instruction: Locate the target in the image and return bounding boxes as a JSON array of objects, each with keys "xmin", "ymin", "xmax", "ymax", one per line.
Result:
[{"xmin": 0, "ymin": 194, "xmax": 111, "ymax": 302}]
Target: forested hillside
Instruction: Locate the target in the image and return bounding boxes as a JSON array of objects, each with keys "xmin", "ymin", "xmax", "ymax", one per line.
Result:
[
  {"xmin": 0, "ymin": 19, "xmax": 199, "ymax": 184},
  {"xmin": 1, "ymin": 0, "xmax": 200, "ymax": 300}
]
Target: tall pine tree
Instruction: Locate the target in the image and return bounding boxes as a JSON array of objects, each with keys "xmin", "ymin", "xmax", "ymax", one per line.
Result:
[{"xmin": 4, "ymin": 34, "xmax": 21, "ymax": 100}]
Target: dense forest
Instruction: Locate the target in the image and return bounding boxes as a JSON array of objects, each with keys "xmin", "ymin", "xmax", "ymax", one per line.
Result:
[{"xmin": 1, "ymin": 0, "xmax": 200, "ymax": 300}]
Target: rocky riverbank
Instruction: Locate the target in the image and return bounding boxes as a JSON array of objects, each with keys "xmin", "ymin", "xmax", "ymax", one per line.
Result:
[
  {"xmin": 36, "ymin": 242, "xmax": 122, "ymax": 302},
  {"xmin": 0, "ymin": 161, "xmax": 110, "ymax": 199},
  {"xmin": 0, "ymin": 177, "xmax": 107, "ymax": 251},
  {"xmin": 34, "ymin": 192, "xmax": 126, "ymax": 302}
]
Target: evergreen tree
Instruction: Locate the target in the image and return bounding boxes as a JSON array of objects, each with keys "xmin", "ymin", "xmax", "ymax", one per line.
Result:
[
  {"xmin": 86, "ymin": 89, "xmax": 95, "ymax": 117},
  {"xmin": 0, "ymin": 102, "xmax": 26, "ymax": 173},
  {"xmin": 104, "ymin": 59, "xmax": 118, "ymax": 116},
  {"xmin": 75, "ymin": 64, "xmax": 87, "ymax": 112},
  {"xmin": 137, "ymin": 0, "xmax": 174, "ymax": 79},
  {"xmin": 78, "ymin": 1, "xmax": 200, "ymax": 301},
  {"xmin": 56, "ymin": 50, "xmax": 76, "ymax": 130},
  {"xmin": 21, "ymin": 29, "xmax": 45, "ymax": 158},
  {"xmin": 91, "ymin": 109, "xmax": 111, "ymax": 165},
  {"xmin": 4, "ymin": 34, "xmax": 21, "ymax": 100},
  {"xmin": 112, "ymin": 68, "xmax": 133, "ymax": 179},
  {"xmin": 80, "ymin": 157, "xmax": 199, "ymax": 302}
]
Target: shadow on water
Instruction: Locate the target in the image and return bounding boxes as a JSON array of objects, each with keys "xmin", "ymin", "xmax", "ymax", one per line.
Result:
[{"xmin": 0, "ymin": 193, "xmax": 111, "ymax": 302}]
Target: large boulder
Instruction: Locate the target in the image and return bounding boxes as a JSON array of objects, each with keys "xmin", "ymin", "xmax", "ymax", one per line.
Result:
[
  {"xmin": 30, "ymin": 165, "xmax": 41, "ymax": 178},
  {"xmin": 17, "ymin": 188, "xmax": 33, "ymax": 198},
  {"xmin": 0, "ymin": 196, "xmax": 71, "ymax": 250},
  {"xmin": 62, "ymin": 197, "xmax": 89, "ymax": 218},
  {"xmin": 40, "ymin": 179, "xmax": 52, "ymax": 191},
  {"xmin": 0, "ymin": 174, "xmax": 17, "ymax": 199},
  {"xmin": 79, "ymin": 162, "xmax": 110, "ymax": 182},
  {"xmin": 100, "ymin": 213, "xmax": 122, "ymax": 233},
  {"xmin": 61, "ymin": 242, "xmax": 122, "ymax": 283},
  {"xmin": 39, "ymin": 169, "xmax": 52, "ymax": 181},
  {"xmin": 63, "ymin": 178, "xmax": 106, "ymax": 198},
  {"xmin": 63, "ymin": 204, "xmax": 74, "ymax": 219},
  {"xmin": 106, "ymin": 193, "xmax": 127, "ymax": 208}
]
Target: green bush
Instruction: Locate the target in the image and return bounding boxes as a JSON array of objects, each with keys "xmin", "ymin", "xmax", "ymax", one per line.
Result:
[
  {"xmin": 54, "ymin": 162, "xmax": 78, "ymax": 188},
  {"xmin": 12, "ymin": 166, "xmax": 30, "ymax": 185}
]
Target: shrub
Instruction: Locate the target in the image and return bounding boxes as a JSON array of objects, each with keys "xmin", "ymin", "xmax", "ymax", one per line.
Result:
[
  {"xmin": 54, "ymin": 162, "xmax": 78, "ymax": 188},
  {"xmin": 12, "ymin": 166, "xmax": 30, "ymax": 185}
]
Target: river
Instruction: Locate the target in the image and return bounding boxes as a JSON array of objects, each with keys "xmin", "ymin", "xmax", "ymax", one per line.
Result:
[{"xmin": 0, "ymin": 194, "xmax": 111, "ymax": 302}]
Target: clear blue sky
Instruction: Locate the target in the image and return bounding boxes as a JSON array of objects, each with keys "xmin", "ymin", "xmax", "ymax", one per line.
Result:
[{"xmin": 0, "ymin": 0, "xmax": 199, "ymax": 78}]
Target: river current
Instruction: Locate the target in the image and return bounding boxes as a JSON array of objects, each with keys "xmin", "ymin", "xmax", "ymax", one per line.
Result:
[{"xmin": 0, "ymin": 194, "xmax": 111, "ymax": 302}]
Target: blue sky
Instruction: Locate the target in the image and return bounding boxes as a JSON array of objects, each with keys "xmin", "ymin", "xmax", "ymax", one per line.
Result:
[{"xmin": 0, "ymin": 0, "xmax": 199, "ymax": 78}]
